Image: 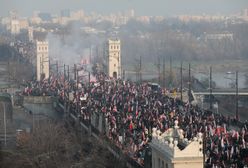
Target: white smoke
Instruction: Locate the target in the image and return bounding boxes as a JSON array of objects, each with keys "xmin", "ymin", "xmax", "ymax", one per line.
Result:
[{"xmin": 46, "ymin": 22, "xmax": 106, "ymax": 69}]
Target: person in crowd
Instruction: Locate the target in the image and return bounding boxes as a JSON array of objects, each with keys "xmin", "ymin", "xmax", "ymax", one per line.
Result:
[{"xmin": 22, "ymin": 72, "xmax": 248, "ymax": 167}]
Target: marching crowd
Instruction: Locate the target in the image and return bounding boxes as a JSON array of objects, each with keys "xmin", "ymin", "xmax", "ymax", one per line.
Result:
[{"xmin": 22, "ymin": 73, "xmax": 248, "ymax": 168}]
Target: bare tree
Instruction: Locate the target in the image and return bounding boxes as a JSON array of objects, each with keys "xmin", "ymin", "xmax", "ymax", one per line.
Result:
[
  {"xmin": 3, "ymin": 120, "xmax": 126, "ymax": 168},
  {"xmin": 16, "ymin": 120, "xmax": 76, "ymax": 168}
]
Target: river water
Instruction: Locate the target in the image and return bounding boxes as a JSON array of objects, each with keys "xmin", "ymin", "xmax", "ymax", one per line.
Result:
[
  {"xmin": 125, "ymin": 71, "xmax": 247, "ymax": 89},
  {"xmin": 0, "ymin": 63, "xmax": 10, "ymax": 88},
  {"xmin": 194, "ymin": 72, "xmax": 247, "ymax": 89}
]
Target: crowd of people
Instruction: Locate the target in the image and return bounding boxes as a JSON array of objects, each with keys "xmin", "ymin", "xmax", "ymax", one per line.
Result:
[{"xmin": 22, "ymin": 73, "xmax": 248, "ymax": 168}]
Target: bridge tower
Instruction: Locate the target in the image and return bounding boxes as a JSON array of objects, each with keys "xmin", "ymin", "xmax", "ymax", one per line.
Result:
[
  {"xmin": 36, "ymin": 41, "xmax": 49, "ymax": 81},
  {"xmin": 106, "ymin": 39, "xmax": 121, "ymax": 79}
]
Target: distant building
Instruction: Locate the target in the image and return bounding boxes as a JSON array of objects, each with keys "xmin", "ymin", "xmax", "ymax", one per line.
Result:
[
  {"xmin": 71, "ymin": 10, "xmax": 84, "ymax": 20},
  {"xmin": 243, "ymin": 9, "xmax": 248, "ymax": 17},
  {"xmin": 30, "ymin": 16, "xmax": 42, "ymax": 25},
  {"xmin": 125, "ymin": 9, "xmax": 135, "ymax": 18},
  {"xmin": 10, "ymin": 19, "xmax": 20, "ymax": 35},
  {"xmin": 36, "ymin": 41, "xmax": 49, "ymax": 81},
  {"xmin": 38, "ymin": 12, "xmax": 52, "ymax": 22},
  {"xmin": 150, "ymin": 120, "xmax": 203, "ymax": 168},
  {"xmin": 9, "ymin": 10, "xmax": 18, "ymax": 20},
  {"xmin": 28, "ymin": 27, "xmax": 33, "ymax": 42},
  {"xmin": 61, "ymin": 9, "xmax": 71, "ymax": 18},
  {"xmin": 203, "ymin": 33, "xmax": 234, "ymax": 42},
  {"xmin": 241, "ymin": 9, "xmax": 248, "ymax": 21},
  {"xmin": 106, "ymin": 39, "xmax": 121, "ymax": 79},
  {"xmin": 19, "ymin": 18, "xmax": 29, "ymax": 29}
]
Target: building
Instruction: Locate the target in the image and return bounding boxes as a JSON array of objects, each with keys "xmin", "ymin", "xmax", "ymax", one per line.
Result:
[
  {"xmin": 9, "ymin": 10, "xmax": 18, "ymax": 20},
  {"xmin": 203, "ymin": 32, "xmax": 234, "ymax": 42},
  {"xmin": 106, "ymin": 39, "xmax": 121, "ymax": 78},
  {"xmin": 38, "ymin": 12, "xmax": 52, "ymax": 22},
  {"xmin": 28, "ymin": 27, "xmax": 34, "ymax": 42},
  {"xmin": 61, "ymin": 9, "xmax": 71, "ymax": 18},
  {"xmin": 36, "ymin": 41, "xmax": 49, "ymax": 81},
  {"xmin": 10, "ymin": 19, "xmax": 20, "ymax": 35},
  {"xmin": 19, "ymin": 18, "xmax": 29, "ymax": 29},
  {"xmin": 71, "ymin": 10, "xmax": 84, "ymax": 21},
  {"xmin": 125, "ymin": 9, "xmax": 135, "ymax": 18},
  {"xmin": 244, "ymin": 9, "xmax": 248, "ymax": 17},
  {"xmin": 150, "ymin": 120, "xmax": 203, "ymax": 168},
  {"xmin": 30, "ymin": 16, "xmax": 42, "ymax": 25}
]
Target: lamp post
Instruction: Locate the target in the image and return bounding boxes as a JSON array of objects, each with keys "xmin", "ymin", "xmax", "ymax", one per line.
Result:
[
  {"xmin": 189, "ymin": 64, "xmax": 213, "ymax": 112},
  {"xmin": 188, "ymin": 63, "xmax": 191, "ymax": 108},
  {"xmin": 175, "ymin": 62, "xmax": 187, "ymax": 102},
  {"xmin": 180, "ymin": 62, "xmax": 183, "ymax": 101},
  {"xmin": 74, "ymin": 63, "xmax": 91, "ymax": 115},
  {"xmin": 2, "ymin": 102, "xmax": 6, "ymax": 146},
  {"xmin": 139, "ymin": 55, "xmax": 142, "ymax": 82},
  {"xmin": 198, "ymin": 66, "xmax": 213, "ymax": 110},
  {"xmin": 235, "ymin": 71, "xmax": 239, "ymax": 121},
  {"xmin": 225, "ymin": 71, "xmax": 239, "ymax": 121},
  {"xmin": 209, "ymin": 66, "xmax": 213, "ymax": 110},
  {"xmin": 82, "ymin": 67, "xmax": 91, "ymax": 136}
]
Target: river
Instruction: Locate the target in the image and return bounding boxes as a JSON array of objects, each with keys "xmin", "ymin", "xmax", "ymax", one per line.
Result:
[
  {"xmin": 125, "ymin": 71, "xmax": 247, "ymax": 89},
  {"xmin": 194, "ymin": 72, "xmax": 247, "ymax": 89},
  {"xmin": 0, "ymin": 62, "xmax": 10, "ymax": 89}
]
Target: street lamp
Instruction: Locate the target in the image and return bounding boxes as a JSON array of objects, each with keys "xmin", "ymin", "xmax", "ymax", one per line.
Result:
[
  {"xmin": 225, "ymin": 71, "xmax": 239, "ymax": 121},
  {"xmin": 188, "ymin": 63, "xmax": 191, "ymax": 107},
  {"xmin": 51, "ymin": 63, "xmax": 72, "ymax": 117},
  {"xmin": 2, "ymin": 102, "xmax": 7, "ymax": 146},
  {"xmin": 74, "ymin": 63, "xmax": 90, "ymax": 87},
  {"xmin": 74, "ymin": 63, "xmax": 91, "ymax": 129},
  {"xmin": 175, "ymin": 62, "xmax": 187, "ymax": 102},
  {"xmin": 80, "ymin": 66, "xmax": 91, "ymax": 137},
  {"xmin": 174, "ymin": 62, "xmax": 187, "ymax": 102},
  {"xmin": 209, "ymin": 66, "xmax": 213, "ymax": 110},
  {"xmin": 198, "ymin": 66, "xmax": 213, "ymax": 110}
]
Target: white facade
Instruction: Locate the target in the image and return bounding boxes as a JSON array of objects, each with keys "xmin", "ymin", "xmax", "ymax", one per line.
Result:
[
  {"xmin": 36, "ymin": 41, "xmax": 49, "ymax": 81},
  {"xmin": 28, "ymin": 27, "xmax": 33, "ymax": 42},
  {"xmin": 10, "ymin": 20, "xmax": 20, "ymax": 35},
  {"xmin": 106, "ymin": 39, "xmax": 121, "ymax": 78},
  {"xmin": 150, "ymin": 121, "xmax": 203, "ymax": 168},
  {"xmin": 204, "ymin": 33, "xmax": 233, "ymax": 41}
]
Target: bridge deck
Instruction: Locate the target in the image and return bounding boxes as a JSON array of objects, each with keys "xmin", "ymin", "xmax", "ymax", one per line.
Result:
[{"xmin": 194, "ymin": 92, "xmax": 248, "ymax": 95}]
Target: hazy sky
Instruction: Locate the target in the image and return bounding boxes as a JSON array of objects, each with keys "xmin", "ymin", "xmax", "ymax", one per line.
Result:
[{"xmin": 1, "ymin": 0, "xmax": 248, "ymax": 17}]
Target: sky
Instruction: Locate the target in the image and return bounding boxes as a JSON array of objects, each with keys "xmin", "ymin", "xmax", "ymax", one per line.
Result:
[{"xmin": 1, "ymin": 0, "xmax": 248, "ymax": 17}]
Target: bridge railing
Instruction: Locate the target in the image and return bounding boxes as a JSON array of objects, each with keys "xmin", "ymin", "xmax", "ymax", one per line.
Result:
[{"xmin": 55, "ymin": 99, "xmax": 144, "ymax": 168}]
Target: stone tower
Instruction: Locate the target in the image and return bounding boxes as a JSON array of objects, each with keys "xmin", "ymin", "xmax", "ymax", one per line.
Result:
[
  {"xmin": 106, "ymin": 39, "xmax": 121, "ymax": 79},
  {"xmin": 36, "ymin": 41, "xmax": 49, "ymax": 81}
]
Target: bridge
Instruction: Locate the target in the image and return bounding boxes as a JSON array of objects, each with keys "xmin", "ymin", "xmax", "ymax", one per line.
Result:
[{"xmin": 194, "ymin": 89, "xmax": 248, "ymax": 96}]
